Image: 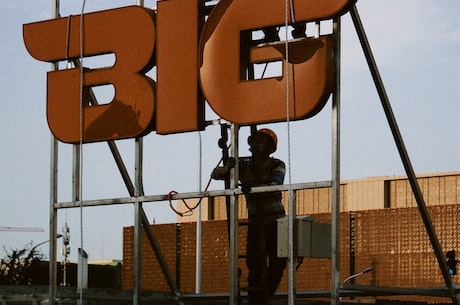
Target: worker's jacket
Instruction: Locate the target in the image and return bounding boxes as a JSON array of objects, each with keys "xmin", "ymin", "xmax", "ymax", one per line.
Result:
[{"xmin": 212, "ymin": 156, "xmax": 286, "ymax": 224}]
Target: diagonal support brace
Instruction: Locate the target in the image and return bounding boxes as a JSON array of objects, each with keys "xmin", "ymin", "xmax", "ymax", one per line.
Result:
[{"xmin": 350, "ymin": 5, "xmax": 459, "ymax": 304}]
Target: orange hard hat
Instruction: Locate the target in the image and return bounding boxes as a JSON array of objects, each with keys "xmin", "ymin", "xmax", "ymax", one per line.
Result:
[{"xmin": 248, "ymin": 128, "xmax": 278, "ymax": 153}]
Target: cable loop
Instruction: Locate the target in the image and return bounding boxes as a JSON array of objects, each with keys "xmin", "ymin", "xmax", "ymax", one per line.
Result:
[
  {"xmin": 168, "ymin": 155, "xmax": 224, "ymax": 217},
  {"xmin": 168, "ymin": 175, "xmax": 213, "ymax": 217},
  {"xmin": 168, "ymin": 191, "xmax": 194, "ymax": 217}
]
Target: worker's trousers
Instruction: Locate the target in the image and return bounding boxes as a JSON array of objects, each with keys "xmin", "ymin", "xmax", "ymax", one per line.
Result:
[{"xmin": 246, "ymin": 220, "xmax": 287, "ymax": 305}]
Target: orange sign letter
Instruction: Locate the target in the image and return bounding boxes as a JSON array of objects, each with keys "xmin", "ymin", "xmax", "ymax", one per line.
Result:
[
  {"xmin": 23, "ymin": 6, "xmax": 156, "ymax": 143},
  {"xmin": 156, "ymin": 0, "xmax": 205, "ymax": 134},
  {"xmin": 200, "ymin": 0, "xmax": 355, "ymax": 125}
]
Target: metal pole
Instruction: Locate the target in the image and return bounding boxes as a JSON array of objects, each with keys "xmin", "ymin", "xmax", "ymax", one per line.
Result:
[
  {"xmin": 331, "ymin": 17, "xmax": 341, "ymax": 305},
  {"xmin": 133, "ymin": 200, "xmax": 142, "ymax": 305},
  {"xmin": 135, "ymin": 138, "xmax": 144, "ymax": 197},
  {"xmin": 69, "ymin": 144, "xmax": 80, "ymax": 288},
  {"xmin": 52, "ymin": 0, "xmax": 59, "ymax": 18},
  {"xmin": 62, "ymin": 223, "xmax": 70, "ymax": 287},
  {"xmin": 49, "ymin": 1, "xmax": 60, "ymax": 304},
  {"xmin": 350, "ymin": 6, "xmax": 459, "ymax": 304},
  {"xmin": 196, "ymin": 132, "xmax": 202, "ymax": 293},
  {"xmin": 195, "ymin": 204, "xmax": 202, "ymax": 292},
  {"xmin": 130, "ymin": 6, "xmax": 147, "ymax": 302},
  {"xmin": 72, "ymin": 145, "xmax": 81, "ymax": 202},
  {"xmin": 133, "ymin": 137, "xmax": 143, "ymax": 305},
  {"xmin": 49, "ymin": 136, "xmax": 58, "ymax": 304},
  {"xmin": 287, "ymin": 189, "xmax": 296, "ymax": 305},
  {"xmin": 229, "ymin": 124, "xmax": 239, "ymax": 305}
]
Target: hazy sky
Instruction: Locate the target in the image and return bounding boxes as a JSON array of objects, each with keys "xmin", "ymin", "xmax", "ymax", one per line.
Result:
[{"xmin": 1, "ymin": 0, "xmax": 459, "ymax": 262}]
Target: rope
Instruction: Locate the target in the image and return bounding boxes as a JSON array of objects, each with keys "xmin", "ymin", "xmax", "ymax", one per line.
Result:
[{"xmin": 289, "ymin": 0, "xmax": 295, "ymax": 24}]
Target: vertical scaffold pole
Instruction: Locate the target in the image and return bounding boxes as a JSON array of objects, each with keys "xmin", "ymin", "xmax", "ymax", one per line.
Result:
[
  {"xmin": 331, "ymin": 17, "xmax": 341, "ymax": 305},
  {"xmin": 287, "ymin": 189, "xmax": 296, "ymax": 305},
  {"xmin": 229, "ymin": 124, "xmax": 239, "ymax": 305},
  {"xmin": 49, "ymin": 1, "xmax": 60, "ymax": 304},
  {"xmin": 196, "ymin": 132, "xmax": 203, "ymax": 293},
  {"xmin": 49, "ymin": 135, "xmax": 59, "ymax": 302},
  {"xmin": 133, "ymin": 2, "xmax": 144, "ymax": 303},
  {"xmin": 133, "ymin": 137, "xmax": 144, "ymax": 305}
]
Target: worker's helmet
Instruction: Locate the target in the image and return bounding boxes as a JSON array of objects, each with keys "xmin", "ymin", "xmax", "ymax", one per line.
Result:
[{"xmin": 248, "ymin": 128, "xmax": 278, "ymax": 154}]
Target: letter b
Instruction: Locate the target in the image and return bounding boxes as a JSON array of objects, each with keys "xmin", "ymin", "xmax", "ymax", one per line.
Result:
[{"xmin": 23, "ymin": 6, "xmax": 156, "ymax": 143}]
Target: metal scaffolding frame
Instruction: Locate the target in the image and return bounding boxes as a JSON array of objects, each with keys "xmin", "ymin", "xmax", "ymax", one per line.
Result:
[{"xmin": 46, "ymin": 1, "xmax": 459, "ymax": 305}]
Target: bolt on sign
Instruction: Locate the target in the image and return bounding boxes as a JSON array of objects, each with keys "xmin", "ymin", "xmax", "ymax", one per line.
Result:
[{"xmin": 23, "ymin": 0, "xmax": 356, "ymax": 144}]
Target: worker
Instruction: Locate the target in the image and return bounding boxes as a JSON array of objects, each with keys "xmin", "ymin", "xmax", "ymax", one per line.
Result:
[{"xmin": 211, "ymin": 128, "xmax": 286, "ymax": 305}]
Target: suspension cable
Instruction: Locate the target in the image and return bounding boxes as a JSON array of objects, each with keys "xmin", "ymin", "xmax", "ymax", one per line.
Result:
[
  {"xmin": 79, "ymin": 0, "xmax": 86, "ymax": 303},
  {"xmin": 284, "ymin": 0, "xmax": 292, "ymax": 187},
  {"xmin": 284, "ymin": 0, "xmax": 296, "ymax": 304}
]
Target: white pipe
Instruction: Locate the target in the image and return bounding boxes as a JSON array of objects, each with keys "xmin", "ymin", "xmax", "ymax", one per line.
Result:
[{"xmin": 342, "ymin": 267, "xmax": 373, "ymax": 284}]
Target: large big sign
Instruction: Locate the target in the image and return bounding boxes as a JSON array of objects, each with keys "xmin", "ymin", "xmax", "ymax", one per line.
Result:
[{"xmin": 23, "ymin": 0, "xmax": 355, "ymax": 144}]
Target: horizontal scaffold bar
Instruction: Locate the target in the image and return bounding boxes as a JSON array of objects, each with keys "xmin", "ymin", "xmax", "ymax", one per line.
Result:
[{"xmin": 54, "ymin": 181, "xmax": 332, "ymax": 209}]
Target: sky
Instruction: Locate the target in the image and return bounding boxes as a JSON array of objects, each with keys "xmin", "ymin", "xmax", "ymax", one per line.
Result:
[{"xmin": 0, "ymin": 0, "xmax": 459, "ymax": 262}]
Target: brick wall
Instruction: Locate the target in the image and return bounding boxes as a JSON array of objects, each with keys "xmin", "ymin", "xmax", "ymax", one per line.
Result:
[
  {"xmin": 123, "ymin": 220, "xmax": 245, "ymax": 293},
  {"xmin": 123, "ymin": 204, "xmax": 460, "ymax": 303}
]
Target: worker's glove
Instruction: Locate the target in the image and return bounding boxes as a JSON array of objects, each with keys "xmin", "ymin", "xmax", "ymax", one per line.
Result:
[{"xmin": 224, "ymin": 157, "xmax": 236, "ymax": 170}]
